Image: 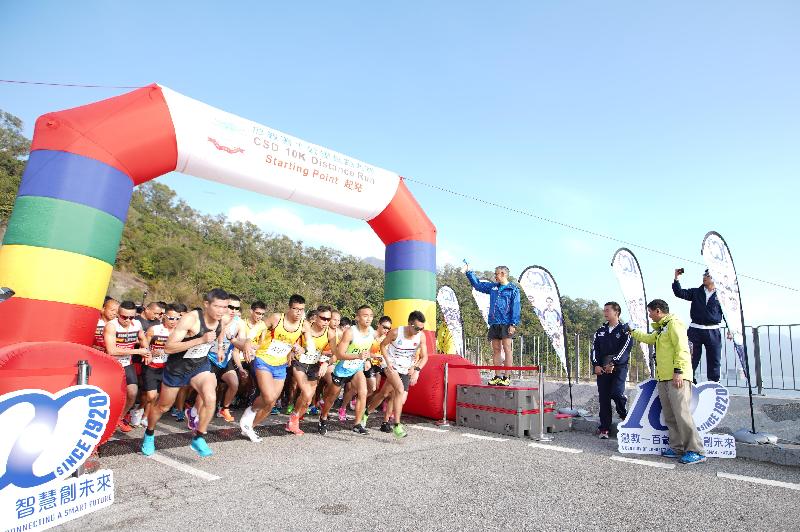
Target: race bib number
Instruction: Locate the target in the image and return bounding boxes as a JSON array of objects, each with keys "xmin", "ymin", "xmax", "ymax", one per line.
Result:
[
  {"xmin": 266, "ymin": 341, "xmax": 292, "ymax": 358},
  {"xmin": 392, "ymin": 355, "xmax": 414, "ymax": 373},
  {"xmin": 117, "ymin": 355, "xmax": 131, "ymax": 367},
  {"xmin": 342, "ymin": 358, "xmax": 364, "ymax": 370},
  {"xmin": 298, "ymin": 350, "xmax": 320, "ymax": 364},
  {"xmin": 185, "ymin": 341, "xmax": 214, "ymax": 359},
  {"xmin": 319, "ymin": 355, "xmax": 331, "ymax": 363},
  {"xmin": 150, "ymin": 351, "xmax": 168, "ymax": 364}
]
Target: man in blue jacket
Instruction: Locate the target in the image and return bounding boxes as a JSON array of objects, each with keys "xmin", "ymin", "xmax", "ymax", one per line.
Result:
[
  {"xmin": 590, "ymin": 302, "xmax": 632, "ymax": 438},
  {"xmin": 464, "ymin": 264, "xmax": 521, "ymax": 386},
  {"xmin": 672, "ymin": 269, "xmax": 723, "ymax": 382}
]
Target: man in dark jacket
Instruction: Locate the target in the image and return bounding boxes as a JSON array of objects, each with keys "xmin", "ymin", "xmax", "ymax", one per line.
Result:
[
  {"xmin": 672, "ymin": 269, "xmax": 723, "ymax": 382},
  {"xmin": 591, "ymin": 302, "xmax": 632, "ymax": 438},
  {"xmin": 464, "ymin": 264, "xmax": 521, "ymax": 386}
]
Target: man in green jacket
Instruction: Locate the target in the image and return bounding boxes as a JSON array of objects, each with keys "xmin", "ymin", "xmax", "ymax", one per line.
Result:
[{"xmin": 629, "ymin": 299, "xmax": 707, "ymax": 465}]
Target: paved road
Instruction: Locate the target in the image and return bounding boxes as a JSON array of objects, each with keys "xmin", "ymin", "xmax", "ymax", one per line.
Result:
[{"xmin": 64, "ymin": 410, "xmax": 800, "ymax": 531}]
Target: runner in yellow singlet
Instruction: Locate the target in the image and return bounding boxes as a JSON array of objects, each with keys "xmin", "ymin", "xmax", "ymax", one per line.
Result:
[
  {"xmin": 239, "ymin": 294, "xmax": 317, "ymax": 442},
  {"xmin": 285, "ymin": 305, "xmax": 338, "ymax": 435}
]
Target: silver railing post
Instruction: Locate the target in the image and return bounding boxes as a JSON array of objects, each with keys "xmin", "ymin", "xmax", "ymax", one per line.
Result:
[
  {"xmin": 535, "ymin": 365, "xmax": 552, "ymax": 441},
  {"xmin": 439, "ymin": 363, "xmax": 450, "ymax": 426}
]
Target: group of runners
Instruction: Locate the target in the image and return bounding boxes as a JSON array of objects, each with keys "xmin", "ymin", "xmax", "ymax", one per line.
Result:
[{"xmin": 93, "ymin": 289, "xmax": 429, "ymax": 457}]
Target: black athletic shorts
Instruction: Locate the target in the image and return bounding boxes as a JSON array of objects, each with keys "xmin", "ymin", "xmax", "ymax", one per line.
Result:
[
  {"xmin": 212, "ymin": 359, "xmax": 236, "ymax": 379},
  {"xmin": 488, "ymin": 324, "xmax": 514, "ymax": 340},
  {"xmin": 331, "ymin": 373, "xmax": 355, "ymax": 387},
  {"xmin": 364, "ymin": 364, "xmax": 384, "ymax": 378},
  {"xmin": 141, "ymin": 365, "xmax": 163, "ymax": 392},
  {"xmin": 292, "ymin": 360, "xmax": 321, "ymax": 380},
  {"xmin": 124, "ymin": 364, "xmax": 137, "ymax": 386}
]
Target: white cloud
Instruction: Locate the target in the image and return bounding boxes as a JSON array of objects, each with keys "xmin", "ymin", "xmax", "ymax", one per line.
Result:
[
  {"xmin": 228, "ymin": 205, "xmax": 384, "ymax": 259},
  {"xmin": 437, "ymin": 247, "xmax": 457, "ymax": 267}
]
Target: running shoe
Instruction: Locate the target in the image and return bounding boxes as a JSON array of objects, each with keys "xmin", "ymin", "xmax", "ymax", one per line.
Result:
[
  {"xmin": 175, "ymin": 409, "xmax": 186, "ymax": 422},
  {"xmin": 141, "ymin": 433, "xmax": 155, "ymax": 456},
  {"xmin": 392, "ymin": 423, "xmax": 408, "ymax": 439},
  {"xmin": 117, "ymin": 419, "xmax": 133, "ymax": 433},
  {"xmin": 309, "ymin": 406, "xmax": 320, "ymax": 415},
  {"xmin": 349, "ymin": 399, "xmax": 356, "ymax": 411},
  {"xmin": 380, "ymin": 422, "xmax": 393, "ymax": 433},
  {"xmin": 338, "ymin": 407, "xmax": 347, "ymax": 422},
  {"xmin": 285, "ymin": 404, "xmax": 294, "ymax": 415},
  {"xmin": 598, "ymin": 429, "xmax": 609, "ymax": 440},
  {"xmin": 285, "ymin": 415, "xmax": 304, "ymax": 435},
  {"xmin": 270, "ymin": 406, "xmax": 281, "ymax": 415},
  {"xmin": 318, "ymin": 420, "xmax": 328, "ymax": 435},
  {"xmin": 169, "ymin": 407, "xmax": 180, "ymax": 418},
  {"xmin": 361, "ymin": 413, "xmax": 369, "ymax": 426},
  {"xmin": 500, "ymin": 376, "xmax": 512, "ymax": 386},
  {"xmin": 352, "ymin": 425, "xmax": 368, "ymax": 435},
  {"xmin": 130, "ymin": 408, "xmax": 144, "ymax": 427},
  {"xmin": 190, "ymin": 436, "xmax": 213, "ymax": 457},
  {"xmin": 217, "ymin": 407, "xmax": 235, "ymax": 423},
  {"xmin": 184, "ymin": 408, "xmax": 198, "ymax": 431},
  {"xmin": 661, "ymin": 448, "xmax": 680, "ymax": 459},
  {"xmin": 679, "ymin": 452, "xmax": 707, "ymax": 465},
  {"xmin": 488, "ymin": 376, "xmax": 502, "ymax": 386},
  {"xmin": 241, "ymin": 425, "xmax": 262, "ymax": 443}
]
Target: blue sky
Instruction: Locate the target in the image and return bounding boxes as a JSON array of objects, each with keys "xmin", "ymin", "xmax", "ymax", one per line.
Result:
[{"xmin": 1, "ymin": 1, "xmax": 798, "ymax": 325}]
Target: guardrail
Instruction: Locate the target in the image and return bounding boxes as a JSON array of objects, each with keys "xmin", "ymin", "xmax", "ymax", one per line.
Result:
[{"xmin": 464, "ymin": 324, "xmax": 800, "ymax": 394}]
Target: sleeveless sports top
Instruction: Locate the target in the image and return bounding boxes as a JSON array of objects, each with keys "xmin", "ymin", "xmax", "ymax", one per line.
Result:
[
  {"xmin": 387, "ymin": 326, "xmax": 423, "ymax": 375},
  {"xmin": 298, "ymin": 325, "xmax": 330, "ymax": 364},
  {"xmin": 209, "ymin": 318, "xmax": 240, "ymax": 368},
  {"xmin": 147, "ymin": 323, "xmax": 170, "ymax": 368},
  {"xmin": 370, "ymin": 334, "xmax": 387, "ymax": 367},
  {"xmin": 92, "ymin": 318, "xmax": 107, "ymax": 352},
  {"xmin": 256, "ymin": 314, "xmax": 304, "ymax": 366},
  {"xmin": 334, "ymin": 325, "xmax": 375, "ymax": 377},
  {"xmin": 108, "ymin": 318, "xmax": 143, "ymax": 367},
  {"xmin": 174, "ymin": 308, "xmax": 222, "ymax": 361}
]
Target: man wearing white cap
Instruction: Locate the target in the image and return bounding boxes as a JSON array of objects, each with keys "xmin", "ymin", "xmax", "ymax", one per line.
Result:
[{"xmin": 672, "ymin": 268, "xmax": 723, "ymax": 382}]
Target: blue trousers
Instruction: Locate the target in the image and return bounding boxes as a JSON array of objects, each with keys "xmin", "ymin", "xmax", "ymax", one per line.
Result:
[
  {"xmin": 688, "ymin": 327, "xmax": 721, "ymax": 382},
  {"xmin": 597, "ymin": 365, "xmax": 628, "ymax": 431}
]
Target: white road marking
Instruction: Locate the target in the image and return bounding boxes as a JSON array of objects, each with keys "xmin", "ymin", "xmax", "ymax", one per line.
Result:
[
  {"xmin": 408, "ymin": 425, "xmax": 449, "ymax": 433},
  {"xmin": 528, "ymin": 442, "xmax": 584, "ymax": 454},
  {"xmin": 717, "ymin": 472, "xmax": 800, "ymax": 491},
  {"xmin": 147, "ymin": 453, "xmax": 220, "ymax": 481},
  {"xmin": 462, "ymin": 433, "xmax": 508, "ymax": 442},
  {"xmin": 610, "ymin": 456, "xmax": 675, "ymax": 469}
]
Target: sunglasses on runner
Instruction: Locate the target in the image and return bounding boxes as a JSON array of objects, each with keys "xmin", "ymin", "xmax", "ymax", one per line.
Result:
[
  {"xmin": 118, "ymin": 315, "xmax": 135, "ymax": 321},
  {"xmin": 318, "ymin": 316, "xmax": 331, "ymax": 322},
  {"xmin": 228, "ymin": 305, "xmax": 241, "ymax": 310},
  {"xmin": 412, "ymin": 325, "xmax": 424, "ymax": 332},
  {"xmin": 166, "ymin": 317, "xmax": 180, "ymax": 321}
]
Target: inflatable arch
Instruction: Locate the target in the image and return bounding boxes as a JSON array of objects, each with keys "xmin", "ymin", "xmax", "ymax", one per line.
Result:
[{"xmin": 0, "ymin": 84, "xmax": 437, "ymax": 349}]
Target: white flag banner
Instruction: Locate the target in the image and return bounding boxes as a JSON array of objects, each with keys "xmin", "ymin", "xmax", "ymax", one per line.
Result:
[
  {"xmin": 519, "ymin": 266, "xmax": 567, "ymax": 371},
  {"xmin": 611, "ymin": 248, "xmax": 650, "ymax": 368},
  {"xmin": 437, "ymin": 286, "xmax": 464, "ymax": 356},
  {"xmin": 471, "ymin": 280, "xmax": 491, "ymax": 328},
  {"xmin": 702, "ymin": 231, "xmax": 748, "ymax": 379}
]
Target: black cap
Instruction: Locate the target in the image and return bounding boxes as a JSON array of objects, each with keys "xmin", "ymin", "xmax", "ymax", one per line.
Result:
[{"xmin": 0, "ymin": 287, "xmax": 14, "ymax": 303}]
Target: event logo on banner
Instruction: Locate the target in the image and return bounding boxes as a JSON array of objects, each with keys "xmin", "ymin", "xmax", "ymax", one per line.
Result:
[
  {"xmin": 518, "ymin": 266, "xmax": 567, "ymax": 371},
  {"xmin": 437, "ymin": 286, "xmax": 464, "ymax": 356},
  {"xmin": 701, "ymin": 231, "xmax": 748, "ymax": 378},
  {"xmin": 610, "ymin": 248, "xmax": 650, "ymax": 369},
  {"xmin": 0, "ymin": 386, "xmax": 115, "ymax": 530},
  {"xmin": 617, "ymin": 379, "xmax": 736, "ymax": 458},
  {"xmin": 471, "ymin": 280, "xmax": 491, "ymax": 328}
]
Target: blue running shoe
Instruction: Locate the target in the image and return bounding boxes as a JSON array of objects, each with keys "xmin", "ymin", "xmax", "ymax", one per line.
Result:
[
  {"xmin": 169, "ymin": 407, "xmax": 180, "ymax": 418},
  {"xmin": 175, "ymin": 410, "xmax": 186, "ymax": 422},
  {"xmin": 270, "ymin": 406, "xmax": 281, "ymax": 415},
  {"xmin": 680, "ymin": 451, "xmax": 707, "ymax": 465},
  {"xmin": 190, "ymin": 436, "xmax": 213, "ymax": 457},
  {"xmin": 141, "ymin": 433, "xmax": 155, "ymax": 456},
  {"xmin": 661, "ymin": 448, "xmax": 680, "ymax": 459}
]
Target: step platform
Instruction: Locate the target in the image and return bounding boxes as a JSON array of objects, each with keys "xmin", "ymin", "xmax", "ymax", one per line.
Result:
[{"xmin": 456, "ymin": 384, "xmax": 540, "ymax": 411}]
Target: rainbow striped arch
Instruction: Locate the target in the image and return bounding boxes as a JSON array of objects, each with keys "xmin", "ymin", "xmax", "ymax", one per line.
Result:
[{"xmin": 0, "ymin": 84, "xmax": 437, "ymax": 350}]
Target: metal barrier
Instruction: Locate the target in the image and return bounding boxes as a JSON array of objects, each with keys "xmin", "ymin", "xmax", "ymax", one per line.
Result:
[
  {"xmin": 438, "ymin": 363, "xmax": 551, "ymax": 441},
  {"xmin": 465, "ymin": 324, "xmax": 800, "ymax": 394}
]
